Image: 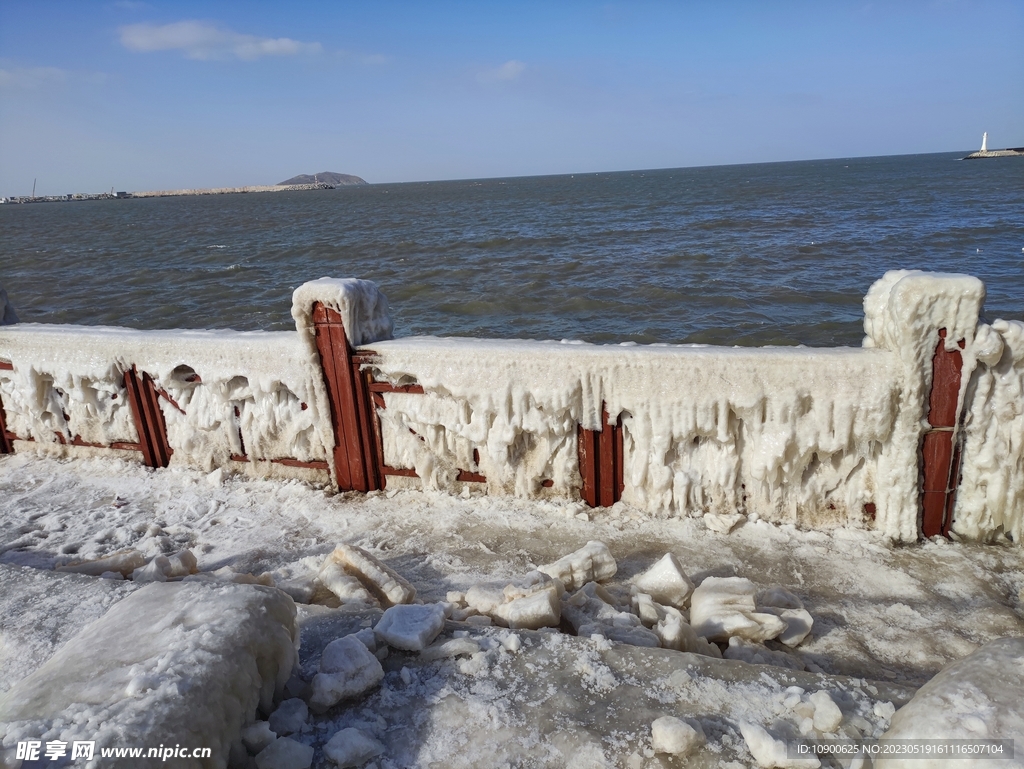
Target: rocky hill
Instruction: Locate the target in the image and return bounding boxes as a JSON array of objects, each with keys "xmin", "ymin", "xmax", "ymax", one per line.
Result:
[{"xmin": 277, "ymin": 172, "xmax": 368, "ymax": 186}]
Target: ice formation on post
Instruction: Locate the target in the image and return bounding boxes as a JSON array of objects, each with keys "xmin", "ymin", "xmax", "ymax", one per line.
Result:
[
  {"xmin": 0, "ymin": 581, "xmax": 298, "ymax": 767},
  {"xmin": 954, "ymin": 320, "xmax": 1024, "ymax": 543}
]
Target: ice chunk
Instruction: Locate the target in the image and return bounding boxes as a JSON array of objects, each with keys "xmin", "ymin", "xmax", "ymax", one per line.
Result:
[
  {"xmin": 268, "ymin": 698, "xmax": 308, "ymax": 736},
  {"xmin": 324, "ymin": 727, "xmax": 385, "ymax": 768},
  {"xmin": 724, "ymin": 637, "xmax": 804, "ymax": 671},
  {"xmin": 241, "ymin": 721, "xmax": 277, "ymax": 754},
  {"xmin": 375, "ymin": 603, "xmax": 446, "ymax": 650},
  {"xmin": 317, "ymin": 558, "xmax": 376, "ymax": 605},
  {"xmin": 55, "ymin": 548, "xmax": 146, "ymax": 577},
  {"xmin": 537, "ymin": 541, "xmax": 616, "ymax": 592},
  {"xmin": 463, "ymin": 573, "xmax": 562, "ymax": 629},
  {"xmin": 757, "ymin": 587, "xmax": 804, "ymax": 610},
  {"xmin": 704, "ymin": 512, "xmax": 744, "ymax": 534},
  {"xmin": 808, "ymin": 691, "xmax": 842, "ymax": 733},
  {"xmin": 631, "ymin": 591, "xmax": 666, "ymax": 627},
  {"xmin": 132, "ymin": 554, "xmax": 172, "ymax": 583},
  {"xmin": 465, "ymin": 582, "xmax": 507, "ymax": 615},
  {"xmin": 166, "ymin": 549, "xmax": 198, "ymax": 578},
  {"xmin": 690, "ymin": 577, "xmax": 786, "ymax": 643},
  {"xmin": 739, "ymin": 722, "xmax": 820, "ymax": 768},
  {"xmin": 493, "ymin": 584, "xmax": 561, "ymax": 630},
  {"xmin": 651, "ymin": 715, "xmax": 704, "ymax": 756},
  {"xmin": 328, "ymin": 543, "xmax": 416, "ymax": 606},
  {"xmin": 655, "ymin": 610, "xmax": 722, "ymax": 657},
  {"xmin": 563, "ymin": 582, "xmax": 639, "ymax": 633},
  {"xmin": 877, "ymin": 637, "xmax": 1024, "ymax": 768},
  {"xmin": 255, "ymin": 737, "xmax": 314, "ymax": 769},
  {"xmin": 310, "ymin": 636, "xmax": 385, "ymax": 712},
  {"xmin": 190, "ymin": 566, "xmax": 276, "ymax": 586},
  {"xmin": 580, "ymin": 623, "xmax": 661, "ymax": 647},
  {"xmin": 0, "ymin": 581, "xmax": 298, "ymax": 765},
  {"xmin": 757, "ymin": 588, "xmax": 814, "ymax": 646},
  {"xmin": 420, "ymin": 637, "xmax": 481, "ymax": 661},
  {"xmin": 632, "ymin": 553, "xmax": 694, "ymax": 609},
  {"xmin": 351, "ymin": 627, "xmax": 379, "ymax": 652}
]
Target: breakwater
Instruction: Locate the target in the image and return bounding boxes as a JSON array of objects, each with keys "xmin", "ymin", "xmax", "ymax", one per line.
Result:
[{"xmin": 0, "ymin": 272, "xmax": 1021, "ymax": 543}]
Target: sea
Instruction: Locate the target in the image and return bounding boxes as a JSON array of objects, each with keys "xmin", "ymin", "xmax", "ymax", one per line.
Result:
[{"xmin": 2, "ymin": 152, "xmax": 1022, "ymax": 347}]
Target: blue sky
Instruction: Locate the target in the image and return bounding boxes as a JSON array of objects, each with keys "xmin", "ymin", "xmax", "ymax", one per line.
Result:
[{"xmin": 1, "ymin": 1, "xmax": 1021, "ymax": 195}]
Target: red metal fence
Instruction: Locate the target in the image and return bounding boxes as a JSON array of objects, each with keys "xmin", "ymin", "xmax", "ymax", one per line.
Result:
[{"xmin": 0, "ymin": 315, "xmax": 972, "ymax": 538}]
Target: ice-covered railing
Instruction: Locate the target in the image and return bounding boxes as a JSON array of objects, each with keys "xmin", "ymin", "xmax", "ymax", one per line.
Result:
[{"xmin": 1, "ymin": 272, "xmax": 1021, "ymax": 543}]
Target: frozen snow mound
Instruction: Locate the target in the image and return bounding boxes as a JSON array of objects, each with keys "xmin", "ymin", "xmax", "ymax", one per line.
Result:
[
  {"xmin": 876, "ymin": 637, "xmax": 1024, "ymax": 768},
  {"xmin": 0, "ymin": 581, "xmax": 298, "ymax": 767}
]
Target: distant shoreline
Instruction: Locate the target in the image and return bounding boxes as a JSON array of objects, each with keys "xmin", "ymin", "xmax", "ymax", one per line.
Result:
[{"xmin": 1, "ymin": 182, "xmax": 337, "ymax": 205}]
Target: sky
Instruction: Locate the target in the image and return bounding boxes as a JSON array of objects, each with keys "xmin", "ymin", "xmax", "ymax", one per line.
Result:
[{"xmin": 0, "ymin": 1, "xmax": 1021, "ymax": 196}]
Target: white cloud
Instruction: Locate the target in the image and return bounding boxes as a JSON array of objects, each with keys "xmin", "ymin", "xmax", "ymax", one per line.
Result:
[
  {"xmin": 0, "ymin": 66, "xmax": 67, "ymax": 89},
  {"xmin": 118, "ymin": 20, "xmax": 322, "ymax": 61},
  {"xmin": 477, "ymin": 60, "xmax": 526, "ymax": 83}
]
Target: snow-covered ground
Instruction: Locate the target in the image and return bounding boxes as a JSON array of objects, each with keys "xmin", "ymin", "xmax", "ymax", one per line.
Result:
[{"xmin": 2, "ymin": 453, "xmax": 1023, "ymax": 767}]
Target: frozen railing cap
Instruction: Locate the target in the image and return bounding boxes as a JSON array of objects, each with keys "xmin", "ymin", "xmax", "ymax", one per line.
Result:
[
  {"xmin": 0, "ymin": 285, "xmax": 19, "ymax": 325},
  {"xmin": 862, "ymin": 270, "xmax": 984, "ymax": 357},
  {"xmin": 291, "ymin": 278, "xmax": 394, "ymax": 348}
]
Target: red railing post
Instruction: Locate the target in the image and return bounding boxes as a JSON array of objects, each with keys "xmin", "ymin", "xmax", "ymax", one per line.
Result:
[
  {"xmin": 578, "ymin": 403, "xmax": 623, "ymax": 507},
  {"xmin": 920, "ymin": 328, "xmax": 966, "ymax": 538},
  {"xmin": 0, "ymin": 394, "xmax": 11, "ymax": 454},
  {"xmin": 0, "ymin": 361, "xmax": 11, "ymax": 454},
  {"xmin": 311, "ymin": 303, "xmax": 381, "ymax": 492},
  {"xmin": 123, "ymin": 366, "xmax": 173, "ymax": 468}
]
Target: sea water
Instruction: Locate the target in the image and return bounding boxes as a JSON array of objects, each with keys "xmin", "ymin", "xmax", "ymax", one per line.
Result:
[{"xmin": 1, "ymin": 152, "xmax": 1021, "ymax": 346}]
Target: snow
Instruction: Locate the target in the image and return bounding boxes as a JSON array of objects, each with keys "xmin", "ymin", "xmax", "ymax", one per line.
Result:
[
  {"xmin": 0, "ymin": 580, "xmax": 298, "ymax": 768},
  {"xmin": 2, "ymin": 449, "xmax": 1024, "ymax": 766},
  {"xmin": 877, "ymin": 637, "xmax": 1024, "ymax": 768}
]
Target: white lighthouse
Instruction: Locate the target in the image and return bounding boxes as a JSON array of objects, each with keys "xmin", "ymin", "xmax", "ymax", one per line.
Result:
[{"xmin": 981, "ymin": 132, "xmax": 988, "ymax": 152}]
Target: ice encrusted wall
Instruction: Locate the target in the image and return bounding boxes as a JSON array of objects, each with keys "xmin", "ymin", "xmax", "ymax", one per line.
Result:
[
  {"xmin": 0, "ymin": 326, "xmax": 331, "ymax": 472},
  {"xmin": 1, "ymin": 273, "xmax": 1020, "ymax": 542}
]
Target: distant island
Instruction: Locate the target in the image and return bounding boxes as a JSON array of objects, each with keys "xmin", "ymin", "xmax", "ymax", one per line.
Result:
[{"xmin": 278, "ymin": 172, "xmax": 368, "ymax": 186}]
